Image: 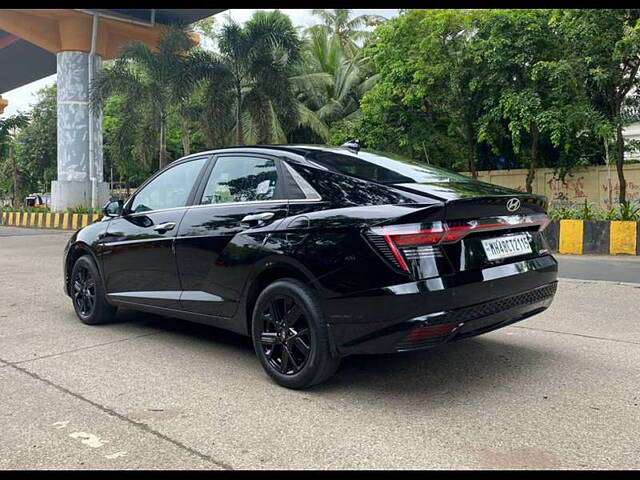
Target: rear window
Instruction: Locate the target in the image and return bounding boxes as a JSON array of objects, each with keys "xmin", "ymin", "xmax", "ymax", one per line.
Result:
[{"xmin": 306, "ymin": 149, "xmax": 474, "ymax": 185}]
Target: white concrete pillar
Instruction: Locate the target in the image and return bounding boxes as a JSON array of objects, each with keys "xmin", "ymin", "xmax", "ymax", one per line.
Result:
[{"xmin": 51, "ymin": 51, "xmax": 109, "ymax": 212}]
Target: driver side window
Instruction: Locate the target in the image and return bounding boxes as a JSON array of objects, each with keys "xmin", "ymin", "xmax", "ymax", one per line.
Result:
[{"xmin": 130, "ymin": 158, "xmax": 206, "ymax": 213}]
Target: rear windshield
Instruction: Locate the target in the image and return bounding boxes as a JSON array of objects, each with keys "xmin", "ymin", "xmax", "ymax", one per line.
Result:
[{"xmin": 306, "ymin": 149, "xmax": 474, "ymax": 185}]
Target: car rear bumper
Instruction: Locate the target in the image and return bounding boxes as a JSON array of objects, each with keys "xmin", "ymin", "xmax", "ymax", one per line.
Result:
[{"xmin": 323, "ymin": 254, "xmax": 558, "ymax": 356}]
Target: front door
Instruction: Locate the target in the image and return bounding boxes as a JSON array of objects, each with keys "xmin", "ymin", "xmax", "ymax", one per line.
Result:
[
  {"xmin": 100, "ymin": 157, "xmax": 208, "ymax": 309},
  {"xmin": 175, "ymin": 154, "xmax": 289, "ymax": 318}
]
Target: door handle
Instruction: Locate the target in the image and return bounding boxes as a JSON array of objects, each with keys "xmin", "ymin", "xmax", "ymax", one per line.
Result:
[
  {"xmin": 240, "ymin": 212, "xmax": 275, "ymax": 227},
  {"xmin": 153, "ymin": 222, "xmax": 176, "ymax": 233}
]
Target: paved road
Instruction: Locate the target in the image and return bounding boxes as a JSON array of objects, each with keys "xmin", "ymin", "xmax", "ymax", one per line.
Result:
[
  {"xmin": 556, "ymin": 254, "xmax": 640, "ymax": 284},
  {"xmin": 0, "ymin": 227, "xmax": 639, "ymax": 469}
]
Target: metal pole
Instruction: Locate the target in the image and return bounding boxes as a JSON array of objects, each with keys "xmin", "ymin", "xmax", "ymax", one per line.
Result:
[{"xmin": 88, "ymin": 13, "xmax": 98, "ymax": 210}]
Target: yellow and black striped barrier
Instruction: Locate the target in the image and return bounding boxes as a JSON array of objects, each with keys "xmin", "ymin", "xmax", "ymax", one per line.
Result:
[
  {"xmin": 0, "ymin": 211, "xmax": 102, "ymax": 231},
  {"xmin": 543, "ymin": 220, "xmax": 639, "ymax": 255},
  {"xmin": 1, "ymin": 211, "xmax": 638, "ymax": 255}
]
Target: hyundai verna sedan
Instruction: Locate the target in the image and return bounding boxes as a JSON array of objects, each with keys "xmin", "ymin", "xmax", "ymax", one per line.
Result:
[{"xmin": 63, "ymin": 144, "xmax": 558, "ymax": 389}]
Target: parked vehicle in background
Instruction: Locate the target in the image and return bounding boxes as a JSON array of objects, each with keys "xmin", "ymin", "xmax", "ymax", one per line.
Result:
[
  {"xmin": 62, "ymin": 143, "xmax": 558, "ymax": 389},
  {"xmin": 24, "ymin": 193, "xmax": 50, "ymax": 208}
]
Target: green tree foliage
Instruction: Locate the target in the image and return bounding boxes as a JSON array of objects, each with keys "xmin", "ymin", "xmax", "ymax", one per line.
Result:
[
  {"xmin": 338, "ymin": 10, "xmax": 474, "ymax": 170},
  {"xmin": 90, "ymin": 24, "xmax": 203, "ymax": 171},
  {"xmin": 310, "ymin": 9, "xmax": 387, "ymax": 57},
  {"xmin": 15, "ymin": 85, "xmax": 57, "ymax": 194},
  {"xmin": 212, "ymin": 10, "xmax": 303, "ymax": 145},
  {"xmin": 0, "ymin": 112, "xmax": 29, "ymax": 208},
  {"xmin": 551, "ymin": 9, "xmax": 640, "ymax": 204},
  {"xmin": 7, "ymin": 9, "xmax": 640, "ymax": 203}
]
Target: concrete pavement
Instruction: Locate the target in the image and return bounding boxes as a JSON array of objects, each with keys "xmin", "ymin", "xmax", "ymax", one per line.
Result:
[{"xmin": 0, "ymin": 227, "xmax": 639, "ymax": 469}]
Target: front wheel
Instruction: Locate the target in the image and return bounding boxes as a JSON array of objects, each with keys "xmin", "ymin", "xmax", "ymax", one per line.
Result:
[
  {"xmin": 70, "ymin": 255, "xmax": 117, "ymax": 325},
  {"xmin": 251, "ymin": 278, "xmax": 340, "ymax": 389}
]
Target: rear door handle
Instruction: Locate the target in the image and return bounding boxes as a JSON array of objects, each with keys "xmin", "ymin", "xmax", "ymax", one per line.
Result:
[
  {"xmin": 153, "ymin": 222, "xmax": 176, "ymax": 233},
  {"xmin": 241, "ymin": 212, "xmax": 275, "ymax": 227}
]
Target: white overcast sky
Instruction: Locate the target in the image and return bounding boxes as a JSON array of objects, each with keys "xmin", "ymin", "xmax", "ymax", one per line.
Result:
[{"xmin": 0, "ymin": 9, "xmax": 399, "ymax": 118}]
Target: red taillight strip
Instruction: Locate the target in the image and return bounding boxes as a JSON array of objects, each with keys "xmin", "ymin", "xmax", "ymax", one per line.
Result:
[
  {"xmin": 375, "ymin": 214, "xmax": 549, "ymax": 272},
  {"xmin": 383, "ymin": 234, "xmax": 409, "ymax": 271}
]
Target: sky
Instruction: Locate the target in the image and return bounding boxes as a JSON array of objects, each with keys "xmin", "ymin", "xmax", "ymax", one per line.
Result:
[{"xmin": 0, "ymin": 9, "xmax": 399, "ymax": 118}]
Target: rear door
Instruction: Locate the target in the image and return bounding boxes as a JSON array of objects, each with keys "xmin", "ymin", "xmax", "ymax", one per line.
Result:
[
  {"xmin": 175, "ymin": 153, "xmax": 290, "ymax": 318},
  {"xmin": 99, "ymin": 157, "xmax": 208, "ymax": 309}
]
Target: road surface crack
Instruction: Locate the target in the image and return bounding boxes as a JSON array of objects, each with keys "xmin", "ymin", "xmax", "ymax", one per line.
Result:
[
  {"xmin": 7, "ymin": 330, "xmax": 168, "ymax": 366},
  {"xmin": 511, "ymin": 325, "xmax": 640, "ymax": 346},
  {"xmin": 0, "ymin": 356, "xmax": 234, "ymax": 470}
]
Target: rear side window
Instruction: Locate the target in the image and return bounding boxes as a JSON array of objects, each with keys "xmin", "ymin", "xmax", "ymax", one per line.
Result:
[
  {"xmin": 200, "ymin": 156, "xmax": 279, "ymax": 204},
  {"xmin": 307, "ymin": 150, "xmax": 475, "ymax": 185}
]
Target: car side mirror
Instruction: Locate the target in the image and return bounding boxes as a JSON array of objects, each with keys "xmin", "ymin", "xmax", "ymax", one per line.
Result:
[{"xmin": 103, "ymin": 199, "xmax": 123, "ymax": 218}]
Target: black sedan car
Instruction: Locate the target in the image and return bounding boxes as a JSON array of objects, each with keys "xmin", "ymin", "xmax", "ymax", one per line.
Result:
[{"xmin": 63, "ymin": 144, "xmax": 557, "ymax": 389}]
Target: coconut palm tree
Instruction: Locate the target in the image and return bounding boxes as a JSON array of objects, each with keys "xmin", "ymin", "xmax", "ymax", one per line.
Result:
[
  {"xmin": 310, "ymin": 9, "xmax": 387, "ymax": 57},
  {"xmin": 90, "ymin": 24, "xmax": 201, "ymax": 171},
  {"xmin": 215, "ymin": 10, "xmax": 303, "ymax": 145},
  {"xmin": 195, "ymin": 10, "xmax": 328, "ymax": 146},
  {"xmin": 290, "ymin": 22, "xmax": 380, "ymax": 141}
]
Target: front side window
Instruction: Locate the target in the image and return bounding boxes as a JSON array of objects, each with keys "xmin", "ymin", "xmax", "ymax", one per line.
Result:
[
  {"xmin": 130, "ymin": 158, "xmax": 206, "ymax": 213},
  {"xmin": 200, "ymin": 156, "xmax": 279, "ymax": 205}
]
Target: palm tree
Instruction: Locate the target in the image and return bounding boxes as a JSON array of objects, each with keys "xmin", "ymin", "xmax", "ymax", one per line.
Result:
[
  {"xmin": 90, "ymin": 24, "xmax": 201, "ymax": 171},
  {"xmin": 310, "ymin": 9, "xmax": 387, "ymax": 57},
  {"xmin": 0, "ymin": 113, "xmax": 29, "ymax": 208},
  {"xmin": 214, "ymin": 10, "xmax": 303, "ymax": 145},
  {"xmin": 289, "ymin": 22, "xmax": 380, "ymax": 142},
  {"xmin": 192, "ymin": 10, "xmax": 328, "ymax": 146},
  {"xmin": 296, "ymin": 26, "xmax": 379, "ymax": 125}
]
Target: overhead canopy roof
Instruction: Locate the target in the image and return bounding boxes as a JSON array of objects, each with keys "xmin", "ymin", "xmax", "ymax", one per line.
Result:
[{"xmin": 0, "ymin": 9, "xmax": 225, "ymax": 94}]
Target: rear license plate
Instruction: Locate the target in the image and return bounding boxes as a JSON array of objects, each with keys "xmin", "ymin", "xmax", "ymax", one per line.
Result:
[{"xmin": 481, "ymin": 233, "xmax": 532, "ymax": 261}]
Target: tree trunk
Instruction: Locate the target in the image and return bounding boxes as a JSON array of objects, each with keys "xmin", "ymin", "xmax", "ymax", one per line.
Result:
[
  {"xmin": 466, "ymin": 122, "xmax": 477, "ymax": 178},
  {"xmin": 181, "ymin": 118, "xmax": 190, "ymax": 156},
  {"xmin": 235, "ymin": 83, "xmax": 244, "ymax": 146},
  {"xmin": 526, "ymin": 122, "xmax": 540, "ymax": 194},
  {"xmin": 10, "ymin": 145, "xmax": 20, "ymax": 209},
  {"xmin": 158, "ymin": 117, "xmax": 167, "ymax": 171},
  {"xmin": 615, "ymin": 121, "xmax": 627, "ymax": 205}
]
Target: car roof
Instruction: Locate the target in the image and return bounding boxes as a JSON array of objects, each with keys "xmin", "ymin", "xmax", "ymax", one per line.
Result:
[{"xmin": 173, "ymin": 144, "xmax": 367, "ymax": 167}]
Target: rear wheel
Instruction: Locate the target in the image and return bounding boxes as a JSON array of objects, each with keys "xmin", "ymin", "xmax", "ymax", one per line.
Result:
[
  {"xmin": 70, "ymin": 255, "xmax": 116, "ymax": 325},
  {"xmin": 251, "ymin": 278, "xmax": 340, "ymax": 389}
]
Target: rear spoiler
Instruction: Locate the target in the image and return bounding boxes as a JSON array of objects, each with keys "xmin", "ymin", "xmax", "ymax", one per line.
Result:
[{"xmin": 376, "ymin": 194, "xmax": 548, "ymax": 227}]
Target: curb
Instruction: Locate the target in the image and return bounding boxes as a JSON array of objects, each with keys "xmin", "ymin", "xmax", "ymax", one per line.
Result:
[
  {"xmin": 543, "ymin": 219, "xmax": 639, "ymax": 256},
  {"xmin": 0, "ymin": 211, "xmax": 102, "ymax": 230},
  {"xmin": 2, "ymin": 211, "xmax": 638, "ymax": 256}
]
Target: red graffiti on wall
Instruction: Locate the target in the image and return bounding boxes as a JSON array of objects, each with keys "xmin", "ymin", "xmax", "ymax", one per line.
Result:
[
  {"xmin": 547, "ymin": 176, "xmax": 586, "ymax": 200},
  {"xmin": 602, "ymin": 181, "xmax": 640, "ymax": 198}
]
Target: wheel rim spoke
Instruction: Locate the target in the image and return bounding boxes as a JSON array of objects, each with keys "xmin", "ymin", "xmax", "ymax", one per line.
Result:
[
  {"xmin": 292, "ymin": 336, "xmax": 310, "ymax": 355},
  {"xmin": 260, "ymin": 332, "xmax": 277, "ymax": 346},
  {"xmin": 282, "ymin": 304, "xmax": 301, "ymax": 327},
  {"xmin": 280, "ymin": 345, "xmax": 289, "ymax": 373},
  {"xmin": 268, "ymin": 302, "xmax": 282, "ymax": 325},
  {"xmin": 284, "ymin": 345, "xmax": 299, "ymax": 372}
]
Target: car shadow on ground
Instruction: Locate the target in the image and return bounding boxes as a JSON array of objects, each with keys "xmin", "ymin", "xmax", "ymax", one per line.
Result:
[{"xmin": 109, "ymin": 308, "xmax": 561, "ymax": 401}]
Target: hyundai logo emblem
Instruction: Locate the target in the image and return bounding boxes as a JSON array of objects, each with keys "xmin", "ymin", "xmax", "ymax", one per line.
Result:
[{"xmin": 506, "ymin": 198, "xmax": 521, "ymax": 212}]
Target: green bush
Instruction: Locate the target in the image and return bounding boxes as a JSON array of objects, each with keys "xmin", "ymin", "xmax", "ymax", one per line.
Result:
[
  {"xmin": 66, "ymin": 206, "xmax": 102, "ymax": 215},
  {"xmin": 548, "ymin": 201, "xmax": 640, "ymax": 221}
]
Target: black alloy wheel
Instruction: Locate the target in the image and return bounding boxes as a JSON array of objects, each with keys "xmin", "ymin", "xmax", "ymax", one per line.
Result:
[
  {"xmin": 72, "ymin": 264, "xmax": 96, "ymax": 318},
  {"xmin": 259, "ymin": 294, "xmax": 312, "ymax": 375},
  {"xmin": 70, "ymin": 255, "xmax": 117, "ymax": 325},
  {"xmin": 251, "ymin": 278, "xmax": 340, "ymax": 389}
]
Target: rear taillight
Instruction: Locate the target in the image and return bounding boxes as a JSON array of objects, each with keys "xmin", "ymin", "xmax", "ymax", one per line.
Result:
[{"xmin": 369, "ymin": 214, "xmax": 549, "ymax": 272}]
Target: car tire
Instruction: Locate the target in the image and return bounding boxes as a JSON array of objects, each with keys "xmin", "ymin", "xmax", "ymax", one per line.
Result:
[
  {"xmin": 251, "ymin": 278, "xmax": 340, "ymax": 389},
  {"xmin": 70, "ymin": 255, "xmax": 117, "ymax": 325}
]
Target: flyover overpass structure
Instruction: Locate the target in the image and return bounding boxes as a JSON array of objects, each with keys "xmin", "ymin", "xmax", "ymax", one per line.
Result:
[{"xmin": 0, "ymin": 9, "xmax": 225, "ymax": 212}]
